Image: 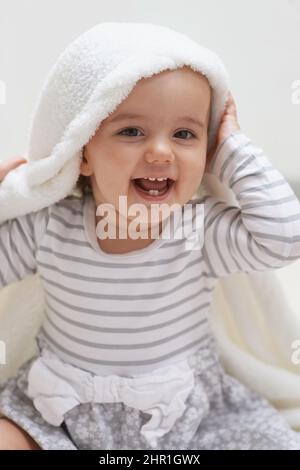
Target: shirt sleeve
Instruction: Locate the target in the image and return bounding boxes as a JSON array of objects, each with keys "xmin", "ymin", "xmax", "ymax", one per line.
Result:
[
  {"xmin": 0, "ymin": 206, "xmax": 50, "ymax": 288},
  {"xmin": 201, "ymin": 130, "xmax": 300, "ymax": 279}
]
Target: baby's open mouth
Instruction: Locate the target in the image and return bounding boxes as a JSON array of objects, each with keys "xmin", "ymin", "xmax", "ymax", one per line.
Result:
[{"xmin": 131, "ymin": 177, "xmax": 175, "ymax": 197}]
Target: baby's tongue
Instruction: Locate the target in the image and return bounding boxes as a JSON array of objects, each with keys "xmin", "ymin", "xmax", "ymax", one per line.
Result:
[{"xmin": 134, "ymin": 178, "xmax": 168, "ymax": 191}]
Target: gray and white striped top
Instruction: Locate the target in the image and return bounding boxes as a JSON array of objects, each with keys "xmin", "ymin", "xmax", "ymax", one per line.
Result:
[{"xmin": 1, "ymin": 131, "xmax": 300, "ymax": 377}]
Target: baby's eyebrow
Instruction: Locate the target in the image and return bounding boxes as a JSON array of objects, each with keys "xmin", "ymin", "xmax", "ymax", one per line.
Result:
[{"xmin": 107, "ymin": 113, "xmax": 205, "ymax": 128}]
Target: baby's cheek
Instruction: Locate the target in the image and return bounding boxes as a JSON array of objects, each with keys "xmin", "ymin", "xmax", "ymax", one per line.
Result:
[
  {"xmin": 189, "ymin": 158, "xmax": 206, "ymax": 181},
  {"xmin": 188, "ymin": 164, "xmax": 206, "ymax": 194}
]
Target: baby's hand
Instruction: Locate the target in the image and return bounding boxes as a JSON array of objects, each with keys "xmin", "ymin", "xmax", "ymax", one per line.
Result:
[
  {"xmin": 206, "ymin": 91, "xmax": 240, "ymax": 170},
  {"xmin": 0, "ymin": 157, "xmax": 27, "ymax": 182},
  {"xmin": 216, "ymin": 91, "xmax": 240, "ymax": 144}
]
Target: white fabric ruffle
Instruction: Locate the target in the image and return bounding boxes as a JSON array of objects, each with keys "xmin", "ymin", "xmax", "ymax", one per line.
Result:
[{"xmin": 26, "ymin": 347, "xmax": 195, "ymax": 448}]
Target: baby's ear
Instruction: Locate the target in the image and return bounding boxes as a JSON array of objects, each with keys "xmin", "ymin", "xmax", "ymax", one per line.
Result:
[
  {"xmin": 79, "ymin": 147, "xmax": 93, "ymax": 176},
  {"xmin": 80, "ymin": 164, "xmax": 93, "ymax": 177}
]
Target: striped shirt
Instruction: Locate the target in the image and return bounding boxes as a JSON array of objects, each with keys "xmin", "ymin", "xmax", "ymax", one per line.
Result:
[{"xmin": 1, "ymin": 131, "xmax": 300, "ymax": 377}]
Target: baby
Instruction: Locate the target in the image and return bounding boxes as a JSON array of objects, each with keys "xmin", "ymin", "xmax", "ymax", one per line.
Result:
[{"xmin": 1, "ymin": 24, "xmax": 300, "ymax": 451}]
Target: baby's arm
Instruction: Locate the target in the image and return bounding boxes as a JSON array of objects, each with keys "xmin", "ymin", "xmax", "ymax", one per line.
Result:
[
  {"xmin": 0, "ymin": 158, "xmax": 49, "ymax": 288},
  {"xmin": 202, "ymin": 131, "xmax": 300, "ymax": 278},
  {"xmin": 0, "ymin": 209, "xmax": 49, "ymax": 288}
]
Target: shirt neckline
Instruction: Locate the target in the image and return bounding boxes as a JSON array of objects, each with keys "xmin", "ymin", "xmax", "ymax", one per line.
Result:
[{"xmin": 83, "ymin": 193, "xmax": 179, "ymax": 259}]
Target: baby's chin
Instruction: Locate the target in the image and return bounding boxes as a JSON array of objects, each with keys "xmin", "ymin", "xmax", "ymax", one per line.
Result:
[{"xmin": 119, "ymin": 209, "xmax": 170, "ymax": 228}]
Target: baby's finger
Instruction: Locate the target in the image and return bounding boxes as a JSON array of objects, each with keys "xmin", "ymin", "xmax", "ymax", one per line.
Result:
[
  {"xmin": 225, "ymin": 92, "xmax": 238, "ymax": 118},
  {"xmin": 0, "ymin": 157, "xmax": 27, "ymax": 181},
  {"xmin": 3, "ymin": 158, "xmax": 27, "ymax": 174}
]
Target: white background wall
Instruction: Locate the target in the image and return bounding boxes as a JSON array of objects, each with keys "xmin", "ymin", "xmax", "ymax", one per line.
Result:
[{"xmin": 0, "ymin": 0, "xmax": 299, "ymax": 190}]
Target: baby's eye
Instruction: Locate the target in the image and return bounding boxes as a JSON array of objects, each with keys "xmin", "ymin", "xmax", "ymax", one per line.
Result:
[
  {"xmin": 174, "ymin": 129, "xmax": 196, "ymax": 140},
  {"xmin": 118, "ymin": 127, "xmax": 142, "ymax": 137}
]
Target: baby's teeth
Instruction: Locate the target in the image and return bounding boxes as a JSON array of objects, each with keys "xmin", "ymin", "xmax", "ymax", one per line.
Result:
[
  {"xmin": 142, "ymin": 177, "xmax": 167, "ymax": 181},
  {"xmin": 148, "ymin": 190, "xmax": 160, "ymax": 196}
]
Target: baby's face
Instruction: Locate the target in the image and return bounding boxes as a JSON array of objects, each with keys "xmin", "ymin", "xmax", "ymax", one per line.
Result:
[{"xmin": 80, "ymin": 65, "xmax": 211, "ymax": 225}]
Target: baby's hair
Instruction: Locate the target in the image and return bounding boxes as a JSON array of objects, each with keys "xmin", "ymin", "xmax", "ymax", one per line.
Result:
[{"xmin": 76, "ymin": 173, "xmax": 92, "ymax": 195}]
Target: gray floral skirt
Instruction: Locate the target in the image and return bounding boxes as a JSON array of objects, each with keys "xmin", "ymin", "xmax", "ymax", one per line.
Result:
[{"xmin": 0, "ymin": 334, "xmax": 300, "ymax": 450}]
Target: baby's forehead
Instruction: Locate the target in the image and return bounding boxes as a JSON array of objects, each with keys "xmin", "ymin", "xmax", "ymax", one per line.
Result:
[
  {"xmin": 140, "ymin": 65, "xmax": 210, "ymax": 85},
  {"xmin": 111, "ymin": 67, "xmax": 210, "ymax": 107}
]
